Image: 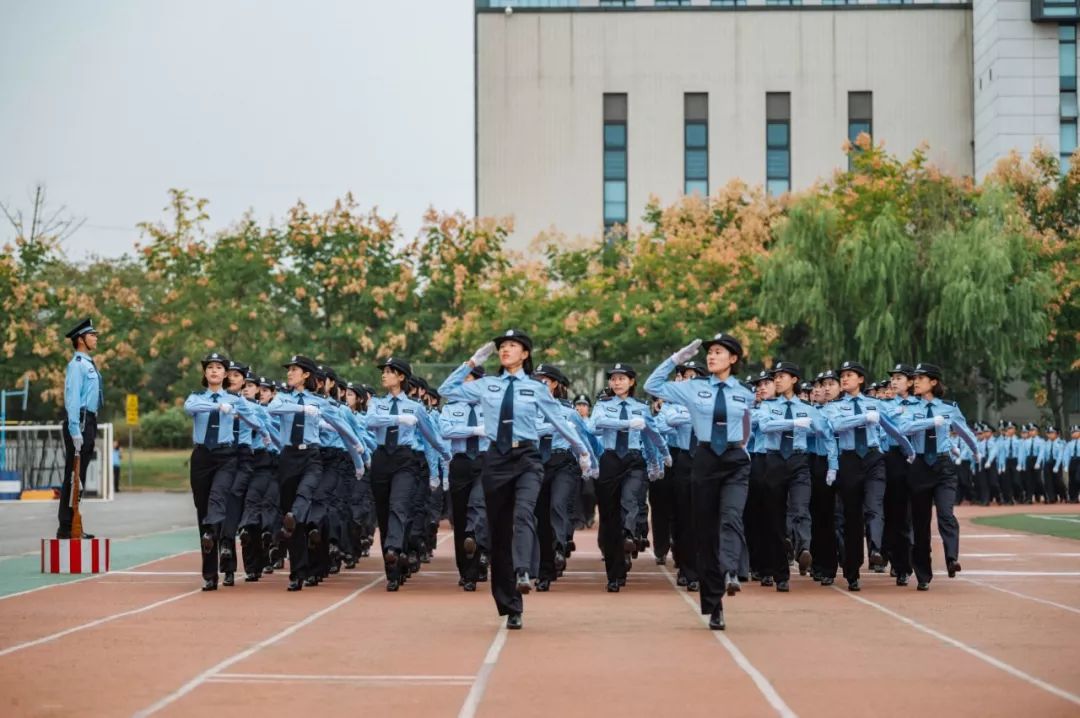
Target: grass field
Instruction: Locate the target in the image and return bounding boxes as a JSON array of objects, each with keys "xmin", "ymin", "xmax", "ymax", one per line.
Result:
[
  {"xmin": 122, "ymin": 448, "xmax": 190, "ymax": 491},
  {"xmin": 972, "ymin": 512, "xmax": 1080, "ymax": 541}
]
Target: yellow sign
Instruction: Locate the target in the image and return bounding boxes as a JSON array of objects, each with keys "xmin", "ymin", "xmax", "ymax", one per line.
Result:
[{"xmin": 126, "ymin": 394, "xmax": 139, "ymax": 426}]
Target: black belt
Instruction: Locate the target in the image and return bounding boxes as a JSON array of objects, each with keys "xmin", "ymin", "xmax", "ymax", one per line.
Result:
[
  {"xmin": 551, "ymin": 448, "xmax": 572, "ymax": 457},
  {"xmin": 841, "ymin": 448, "xmax": 881, "ymax": 455},
  {"xmin": 767, "ymin": 449, "xmax": 807, "ymax": 456},
  {"xmin": 284, "ymin": 444, "xmax": 320, "ymax": 453},
  {"xmin": 698, "ymin": 441, "xmax": 744, "ymax": 451},
  {"xmin": 510, "ymin": 440, "xmax": 535, "ymax": 449}
]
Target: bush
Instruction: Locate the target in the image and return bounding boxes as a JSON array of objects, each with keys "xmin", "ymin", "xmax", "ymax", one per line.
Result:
[{"xmin": 137, "ymin": 406, "xmax": 191, "ymax": 449}]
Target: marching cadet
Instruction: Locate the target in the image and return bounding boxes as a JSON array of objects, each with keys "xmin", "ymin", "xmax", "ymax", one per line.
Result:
[
  {"xmin": 645, "ymin": 334, "xmax": 755, "ymax": 631},
  {"xmin": 880, "ymin": 363, "xmax": 918, "ymax": 584},
  {"xmin": 990, "ymin": 420, "xmax": 1021, "ymax": 505},
  {"xmin": 365, "ymin": 358, "xmax": 448, "ymax": 592},
  {"xmin": 343, "ymin": 381, "xmax": 377, "ymax": 566},
  {"xmin": 257, "ymin": 377, "xmax": 286, "ymax": 572},
  {"xmin": 820, "ymin": 360, "xmax": 914, "ymax": 592},
  {"xmin": 573, "ymin": 393, "xmax": 598, "ymax": 532},
  {"xmin": 1039, "ymin": 426, "xmax": 1066, "ymax": 503},
  {"xmin": 746, "ymin": 369, "xmax": 774, "ymax": 584},
  {"xmin": 59, "ymin": 318, "xmax": 103, "ymax": 539},
  {"xmin": 755, "ymin": 361, "xmax": 838, "ymax": 592},
  {"xmin": 1058, "ymin": 425, "xmax": 1080, "ymax": 503},
  {"xmin": 440, "ymin": 330, "xmax": 591, "ymax": 630},
  {"xmin": 808, "ymin": 370, "xmax": 841, "ymax": 585},
  {"xmin": 184, "ymin": 352, "xmax": 243, "ymax": 591},
  {"xmin": 894, "ymin": 363, "xmax": 979, "ymax": 591},
  {"xmin": 233, "ymin": 370, "xmax": 280, "ymax": 582},
  {"xmin": 589, "ymin": 363, "xmax": 669, "ymax": 592}
]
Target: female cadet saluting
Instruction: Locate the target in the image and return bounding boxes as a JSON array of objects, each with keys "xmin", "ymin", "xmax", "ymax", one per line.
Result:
[
  {"xmin": 644, "ymin": 334, "xmax": 755, "ymax": 631},
  {"xmin": 440, "ymin": 330, "xmax": 591, "ymax": 630},
  {"xmin": 820, "ymin": 361, "xmax": 914, "ymax": 592},
  {"xmin": 894, "ymin": 363, "xmax": 979, "ymax": 591}
]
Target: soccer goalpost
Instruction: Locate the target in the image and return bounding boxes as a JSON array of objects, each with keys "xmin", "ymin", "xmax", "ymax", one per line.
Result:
[{"xmin": 0, "ymin": 423, "xmax": 115, "ymax": 502}]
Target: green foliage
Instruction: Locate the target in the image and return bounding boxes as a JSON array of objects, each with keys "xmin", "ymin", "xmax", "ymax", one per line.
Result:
[{"xmin": 136, "ymin": 406, "xmax": 191, "ymax": 449}]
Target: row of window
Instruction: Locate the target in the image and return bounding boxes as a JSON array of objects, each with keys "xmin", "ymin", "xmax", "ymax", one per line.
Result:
[
  {"xmin": 1062, "ymin": 25, "xmax": 1078, "ymax": 172},
  {"xmin": 483, "ymin": 0, "xmax": 923, "ymax": 7},
  {"xmin": 601, "ymin": 91, "xmax": 873, "ymax": 229}
]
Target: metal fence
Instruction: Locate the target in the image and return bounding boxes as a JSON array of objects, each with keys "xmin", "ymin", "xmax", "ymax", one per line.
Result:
[{"xmin": 0, "ymin": 423, "xmax": 115, "ymax": 500}]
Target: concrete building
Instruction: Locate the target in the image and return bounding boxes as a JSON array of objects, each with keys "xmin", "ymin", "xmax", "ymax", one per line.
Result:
[{"xmin": 475, "ymin": 0, "xmax": 1079, "ymax": 245}]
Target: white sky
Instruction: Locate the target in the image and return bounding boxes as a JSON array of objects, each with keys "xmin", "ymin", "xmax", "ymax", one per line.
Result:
[{"xmin": 0, "ymin": 0, "xmax": 475, "ymax": 260}]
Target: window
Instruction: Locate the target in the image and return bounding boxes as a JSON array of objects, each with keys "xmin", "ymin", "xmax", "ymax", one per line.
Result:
[
  {"xmin": 766, "ymin": 93, "xmax": 791, "ymax": 196},
  {"xmin": 482, "ymin": 0, "xmax": 580, "ymax": 7},
  {"xmin": 655, "ymin": 0, "xmax": 691, "ymax": 6},
  {"xmin": 685, "ymin": 93, "xmax": 709, "ymax": 197},
  {"xmin": 1061, "ymin": 25, "xmax": 1078, "ymax": 172},
  {"xmin": 604, "ymin": 93, "xmax": 628, "ymax": 230},
  {"xmin": 847, "ymin": 91, "xmax": 872, "ymax": 169},
  {"xmin": 765, "ymin": 0, "xmax": 802, "ymax": 5},
  {"xmin": 599, "ymin": 0, "xmax": 634, "ymax": 6},
  {"xmin": 711, "ymin": 0, "xmax": 747, "ymax": 5}
]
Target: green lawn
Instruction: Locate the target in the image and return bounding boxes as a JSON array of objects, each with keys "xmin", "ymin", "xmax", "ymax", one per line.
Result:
[
  {"xmin": 121, "ymin": 449, "xmax": 190, "ymax": 491},
  {"xmin": 971, "ymin": 513, "xmax": 1080, "ymax": 541}
]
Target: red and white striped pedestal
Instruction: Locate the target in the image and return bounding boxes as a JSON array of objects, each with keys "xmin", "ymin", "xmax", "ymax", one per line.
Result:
[{"xmin": 40, "ymin": 538, "xmax": 111, "ymax": 574}]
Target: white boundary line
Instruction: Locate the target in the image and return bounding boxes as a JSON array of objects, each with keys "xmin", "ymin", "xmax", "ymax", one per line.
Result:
[
  {"xmin": 834, "ymin": 587, "xmax": 1080, "ymax": 707},
  {"xmin": 660, "ymin": 566, "xmax": 798, "ymax": 718},
  {"xmin": 209, "ymin": 673, "xmax": 475, "ymax": 686},
  {"xmin": 0, "ymin": 550, "xmax": 194, "ymax": 602},
  {"xmin": 960, "ymin": 577, "xmax": 1080, "ymax": 616},
  {"xmin": 457, "ymin": 626, "xmax": 509, "ymax": 718},
  {"xmin": 0, "ymin": 589, "xmax": 201, "ymax": 658}
]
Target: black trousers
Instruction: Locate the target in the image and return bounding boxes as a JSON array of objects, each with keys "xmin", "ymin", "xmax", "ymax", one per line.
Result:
[
  {"xmin": 1001, "ymin": 458, "xmax": 1021, "ymax": 503},
  {"xmin": 808, "ymin": 454, "xmax": 837, "ymax": 578},
  {"xmin": 669, "ymin": 448, "xmax": 697, "ymax": 581},
  {"xmin": 449, "ymin": 453, "xmax": 484, "ymax": 582},
  {"xmin": 957, "ymin": 463, "xmax": 975, "ymax": 504},
  {"xmin": 649, "ymin": 459, "xmax": 676, "ymax": 560},
  {"xmin": 1044, "ymin": 465, "xmax": 1065, "ymax": 504},
  {"xmin": 190, "ymin": 445, "xmax": 238, "ymax": 581},
  {"xmin": 692, "ymin": 445, "xmax": 750, "ymax": 616},
  {"xmin": 240, "ymin": 449, "xmax": 276, "ymax": 574},
  {"xmin": 1025, "ymin": 457, "xmax": 1042, "ymax": 501},
  {"xmin": 534, "ymin": 461, "xmax": 556, "ymax": 582},
  {"xmin": 882, "ymin": 448, "xmax": 913, "ymax": 577},
  {"xmin": 836, "ymin": 449, "xmax": 885, "ymax": 583},
  {"xmin": 743, "ymin": 453, "xmax": 767, "ymax": 577},
  {"xmin": 908, "ymin": 455, "xmax": 959, "ymax": 585},
  {"xmin": 596, "ymin": 450, "xmax": 645, "ymax": 583},
  {"xmin": 277, "ymin": 447, "xmax": 323, "ymax": 582},
  {"xmin": 548, "ymin": 451, "xmax": 579, "ymax": 555},
  {"xmin": 59, "ymin": 412, "xmax": 97, "ymax": 534},
  {"xmin": 1069, "ymin": 459, "xmax": 1080, "ymax": 502},
  {"xmin": 482, "ymin": 445, "xmax": 543, "ymax": 617},
  {"xmin": 762, "ymin": 452, "xmax": 811, "ymax": 582},
  {"xmin": 370, "ymin": 447, "xmax": 420, "ymax": 582}
]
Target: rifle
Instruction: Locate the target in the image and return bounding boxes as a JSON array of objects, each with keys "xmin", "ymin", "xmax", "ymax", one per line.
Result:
[{"xmin": 70, "ymin": 453, "xmax": 83, "ymax": 538}]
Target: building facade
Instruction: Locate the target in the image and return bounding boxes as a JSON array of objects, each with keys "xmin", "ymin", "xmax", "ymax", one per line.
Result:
[{"xmin": 476, "ymin": 0, "xmax": 1079, "ymax": 245}]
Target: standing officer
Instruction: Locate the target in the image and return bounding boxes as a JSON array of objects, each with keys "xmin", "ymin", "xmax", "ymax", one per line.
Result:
[{"xmin": 59, "ymin": 318, "xmax": 103, "ymax": 539}]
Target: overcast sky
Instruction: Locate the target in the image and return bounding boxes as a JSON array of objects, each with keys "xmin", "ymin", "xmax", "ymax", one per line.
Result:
[{"xmin": 0, "ymin": 0, "xmax": 474, "ymax": 260}]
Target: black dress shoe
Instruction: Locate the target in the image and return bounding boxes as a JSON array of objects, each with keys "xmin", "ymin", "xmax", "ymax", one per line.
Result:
[
  {"xmin": 222, "ymin": 572, "xmax": 235, "ymax": 587},
  {"xmin": 536, "ymin": 578, "xmax": 551, "ymax": 592},
  {"xmin": 261, "ymin": 531, "xmax": 273, "ymax": 550},
  {"xmin": 220, "ymin": 545, "xmax": 233, "ymax": 563},
  {"xmin": 303, "ymin": 576, "xmax": 319, "ymax": 587},
  {"xmin": 724, "ymin": 573, "xmax": 741, "ymax": 596},
  {"xmin": 201, "ymin": 532, "xmax": 214, "ymax": 554},
  {"xmin": 848, "ymin": 579, "xmax": 861, "ymax": 592},
  {"xmin": 946, "ymin": 559, "xmax": 961, "ymax": 578},
  {"xmin": 386, "ymin": 580, "xmax": 400, "ymax": 592},
  {"xmin": 623, "ymin": 536, "xmax": 636, "ymax": 557},
  {"xmin": 760, "ymin": 576, "xmax": 775, "ymax": 588},
  {"xmin": 343, "ymin": 555, "xmax": 357, "ymax": 569},
  {"xmin": 239, "ymin": 528, "xmax": 252, "ymax": 547},
  {"xmin": 282, "ymin": 512, "xmax": 296, "ymax": 537},
  {"xmin": 616, "ymin": 576, "xmax": 626, "ymax": 587},
  {"xmin": 676, "ymin": 573, "xmax": 689, "ymax": 587},
  {"xmin": 917, "ymin": 581, "xmax": 930, "ymax": 591},
  {"xmin": 567, "ymin": 540, "xmax": 577, "ymax": 554},
  {"xmin": 655, "ymin": 555, "xmax": 667, "ymax": 566},
  {"xmin": 384, "ymin": 548, "xmax": 398, "ymax": 566},
  {"xmin": 687, "ymin": 580, "xmax": 700, "ymax": 592},
  {"xmin": 554, "ymin": 551, "xmax": 567, "ymax": 572},
  {"xmin": 506, "ymin": 613, "xmax": 523, "ymax": 630},
  {"xmin": 869, "ymin": 550, "xmax": 885, "ymax": 570},
  {"xmin": 750, "ymin": 571, "xmax": 761, "ymax": 582},
  {"xmin": 273, "ymin": 559, "xmax": 284, "ymax": 570},
  {"xmin": 463, "ymin": 581, "xmax": 477, "ymax": 592},
  {"xmin": 244, "ymin": 572, "xmax": 259, "ymax": 582},
  {"xmin": 606, "ymin": 581, "xmax": 620, "ymax": 593},
  {"xmin": 479, "ymin": 552, "xmax": 490, "ymax": 569},
  {"xmin": 201, "ymin": 578, "xmax": 218, "ymax": 591},
  {"xmin": 820, "ymin": 577, "xmax": 835, "ymax": 586},
  {"xmin": 287, "ymin": 579, "xmax": 303, "ymax": 591},
  {"xmin": 797, "ymin": 549, "xmax": 812, "ymax": 575},
  {"xmin": 463, "ymin": 536, "xmax": 477, "ymax": 560},
  {"xmin": 262, "ymin": 565, "xmax": 274, "ymax": 575},
  {"xmin": 307, "ymin": 529, "xmax": 321, "ymax": 549},
  {"xmin": 709, "ymin": 608, "xmax": 725, "ymax": 631},
  {"xmin": 478, "ymin": 571, "xmax": 488, "ymax": 583},
  {"xmin": 896, "ymin": 574, "xmax": 909, "ymax": 587},
  {"xmin": 776, "ymin": 580, "xmax": 790, "ymax": 593},
  {"xmin": 516, "ymin": 571, "xmax": 532, "ymax": 594},
  {"xmin": 80, "ymin": 532, "xmax": 95, "ymax": 539}
]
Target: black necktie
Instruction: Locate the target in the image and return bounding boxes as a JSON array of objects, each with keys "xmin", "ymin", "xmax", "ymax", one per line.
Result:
[
  {"xmin": 615, "ymin": 401, "xmax": 629, "ymax": 458},
  {"xmin": 232, "ymin": 397, "xmax": 240, "ymax": 446},
  {"xmin": 540, "ymin": 435, "xmax": 553, "ymax": 463},
  {"xmin": 780, "ymin": 401, "xmax": 794, "ymax": 460},
  {"xmin": 925, "ymin": 405, "xmax": 937, "ymax": 465},
  {"xmin": 688, "ymin": 425, "xmax": 698, "ymax": 457},
  {"xmin": 853, "ymin": 398, "xmax": 868, "ymax": 458},
  {"xmin": 466, "ymin": 405, "xmax": 480, "ymax": 460},
  {"xmin": 495, "ymin": 377, "xmax": 516, "ymax": 455},
  {"xmin": 290, "ymin": 394, "xmax": 305, "ymax": 446},
  {"xmin": 206, "ymin": 393, "xmax": 221, "ymax": 448},
  {"xmin": 710, "ymin": 384, "xmax": 728, "ymax": 455},
  {"xmin": 386, "ymin": 397, "xmax": 400, "ymax": 451}
]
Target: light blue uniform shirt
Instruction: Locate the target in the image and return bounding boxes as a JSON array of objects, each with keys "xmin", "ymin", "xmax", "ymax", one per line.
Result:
[
  {"xmin": 184, "ymin": 389, "xmax": 242, "ymax": 446},
  {"xmin": 536, "ymin": 401, "xmax": 600, "ymax": 468},
  {"xmin": 1056, "ymin": 438, "xmax": 1080, "ymax": 472},
  {"xmin": 655, "ymin": 402, "xmax": 693, "ymax": 451},
  {"xmin": 821, "ymin": 393, "xmax": 914, "ymax": 456},
  {"xmin": 439, "ymin": 364, "xmax": 588, "ymax": 456},
  {"xmin": 1038, "ymin": 437, "xmax": 1063, "ymax": 469},
  {"xmin": 644, "ymin": 357, "xmax": 755, "ymax": 445},
  {"xmin": 893, "ymin": 398, "xmax": 977, "ymax": 458},
  {"xmin": 64, "ymin": 351, "xmax": 102, "ymax": 437},
  {"xmin": 590, "ymin": 397, "xmax": 668, "ymax": 457},
  {"xmin": 756, "ymin": 397, "xmax": 839, "ymax": 471},
  {"xmin": 266, "ymin": 389, "xmax": 324, "ymax": 447},
  {"xmin": 364, "ymin": 392, "xmax": 446, "ymax": 455},
  {"xmin": 440, "ymin": 401, "xmax": 491, "ymax": 455}
]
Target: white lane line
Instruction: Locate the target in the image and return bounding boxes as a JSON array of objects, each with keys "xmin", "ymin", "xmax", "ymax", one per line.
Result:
[
  {"xmin": 0, "ymin": 589, "xmax": 201, "ymax": 658},
  {"xmin": 133, "ymin": 531, "xmax": 454, "ymax": 717},
  {"xmin": 938, "ymin": 535, "xmax": 1025, "ymax": 539},
  {"xmin": 660, "ymin": 567, "xmax": 797, "ymax": 718},
  {"xmin": 963, "ymin": 553, "xmax": 1080, "ymax": 558},
  {"xmin": 960, "ymin": 578, "xmax": 1080, "ymax": 616},
  {"xmin": 210, "ymin": 673, "xmax": 475, "ymax": 686},
  {"xmin": 0, "ymin": 550, "xmax": 195, "ymax": 602},
  {"xmin": 834, "ymin": 587, "xmax": 1080, "ymax": 707},
  {"xmin": 132, "ymin": 574, "xmax": 385, "ymax": 717},
  {"xmin": 457, "ymin": 626, "xmax": 509, "ymax": 718},
  {"xmin": 954, "ymin": 570, "xmax": 1080, "ymax": 577}
]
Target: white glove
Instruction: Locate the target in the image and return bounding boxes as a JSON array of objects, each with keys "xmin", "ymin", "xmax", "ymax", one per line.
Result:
[
  {"xmin": 663, "ymin": 455, "xmax": 673, "ymax": 468},
  {"xmin": 473, "ymin": 425, "xmax": 487, "ymax": 437},
  {"xmin": 1034, "ymin": 463, "xmax": 1041, "ymax": 471},
  {"xmin": 441, "ymin": 475, "xmax": 449, "ymax": 492},
  {"xmin": 397, "ymin": 414, "xmax": 418, "ymax": 427},
  {"xmin": 303, "ymin": 404, "xmax": 320, "ymax": 418},
  {"xmin": 628, "ymin": 417, "xmax": 646, "ymax": 430},
  {"xmin": 355, "ymin": 465, "xmax": 365, "ymax": 480},
  {"xmin": 353, "ymin": 443, "xmax": 366, "ymax": 455},
  {"xmin": 933, "ymin": 415, "xmax": 945, "ymax": 427},
  {"xmin": 261, "ymin": 432, "xmax": 273, "ymax": 447},
  {"xmin": 864, "ymin": 410, "xmax": 879, "ymax": 425},
  {"xmin": 793, "ymin": 417, "xmax": 812, "ymax": 429},
  {"xmin": 72, "ymin": 436, "xmax": 84, "ymax": 453},
  {"xmin": 825, "ymin": 469, "xmax": 836, "ymax": 487},
  {"xmin": 953, "ymin": 457, "xmax": 962, "ymax": 465},
  {"xmin": 984, "ymin": 460, "xmax": 992, "ymax": 469},
  {"xmin": 429, "ymin": 475, "xmax": 440, "ymax": 490},
  {"xmin": 906, "ymin": 453, "xmax": 916, "ymax": 464},
  {"xmin": 579, "ymin": 453, "xmax": 591, "ymax": 474},
  {"xmin": 586, "ymin": 467, "xmax": 600, "ymax": 480},
  {"xmin": 469, "ymin": 342, "xmax": 496, "ymax": 366},
  {"xmin": 218, "ymin": 402, "xmax": 234, "ymax": 415},
  {"xmin": 950, "ymin": 446, "xmax": 961, "ymax": 458},
  {"xmin": 671, "ymin": 339, "xmax": 703, "ymax": 365}
]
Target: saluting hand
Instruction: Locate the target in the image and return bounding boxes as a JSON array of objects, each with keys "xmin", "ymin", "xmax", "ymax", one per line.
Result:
[
  {"xmin": 671, "ymin": 339, "xmax": 702, "ymax": 364},
  {"xmin": 468, "ymin": 342, "xmax": 496, "ymax": 367}
]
